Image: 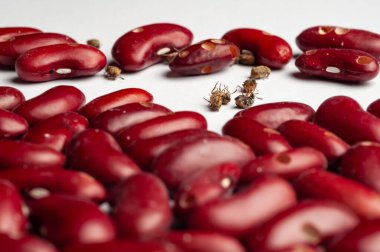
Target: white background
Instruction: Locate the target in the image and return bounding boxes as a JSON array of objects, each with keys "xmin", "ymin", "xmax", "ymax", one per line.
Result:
[{"xmin": 1, "ymin": 0, "xmax": 380, "ymax": 132}]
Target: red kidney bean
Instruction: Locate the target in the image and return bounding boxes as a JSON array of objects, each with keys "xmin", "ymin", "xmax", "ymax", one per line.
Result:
[
  {"xmin": 169, "ymin": 39, "xmax": 239, "ymax": 75},
  {"xmin": 0, "ymin": 108, "xmax": 28, "ymax": 139},
  {"xmin": 14, "ymin": 85, "xmax": 85, "ymax": 126},
  {"xmin": 0, "ymin": 27, "xmax": 41, "ymax": 42},
  {"xmin": 235, "ymin": 102, "xmax": 315, "ymax": 129},
  {"xmin": 153, "ymin": 135, "xmax": 255, "ymax": 189},
  {"xmin": 295, "ymin": 48, "xmax": 379, "ymax": 82},
  {"xmin": 188, "ymin": 175, "xmax": 297, "ymax": 238},
  {"xmin": 340, "ymin": 142, "xmax": 380, "ymax": 193},
  {"xmin": 79, "ymin": 88, "xmax": 153, "ymax": 121},
  {"xmin": 0, "ymin": 233, "xmax": 58, "ymax": 252},
  {"xmin": 314, "ymin": 96, "xmax": 380, "ymax": 144},
  {"xmin": 241, "ymin": 147, "xmax": 327, "ymax": 182},
  {"xmin": 125, "ymin": 129, "xmax": 219, "ymax": 170},
  {"xmin": 296, "ymin": 26, "xmax": 380, "ymax": 60},
  {"xmin": 327, "ymin": 219, "xmax": 380, "ymax": 252},
  {"xmin": 15, "ymin": 43, "xmax": 106, "ymax": 82},
  {"xmin": 0, "ymin": 180, "xmax": 27, "ymax": 237},
  {"xmin": 278, "ymin": 120, "xmax": 349, "ymax": 162},
  {"xmin": 294, "ymin": 169, "xmax": 380, "ymax": 219},
  {"xmin": 162, "ymin": 231, "xmax": 245, "ymax": 252},
  {"xmin": 248, "ymin": 200, "xmax": 359, "ymax": 251},
  {"xmin": 0, "ymin": 140, "xmax": 64, "ymax": 169},
  {"xmin": 117, "ymin": 111, "xmax": 207, "ymax": 149},
  {"xmin": 223, "ymin": 117, "xmax": 292, "ymax": 156},
  {"xmin": 0, "ymin": 86, "xmax": 25, "ymax": 110},
  {"xmin": 222, "ymin": 28, "xmax": 292, "ymax": 68},
  {"xmin": 66, "ymin": 129, "xmax": 139, "ymax": 186},
  {"xmin": 255, "ymin": 245, "xmax": 320, "ymax": 252},
  {"xmin": 91, "ymin": 102, "xmax": 172, "ymax": 135},
  {"xmin": 0, "ymin": 168, "xmax": 105, "ymax": 202},
  {"xmin": 23, "ymin": 112, "xmax": 88, "ymax": 152},
  {"xmin": 112, "ymin": 173, "xmax": 172, "ymax": 239},
  {"xmin": 367, "ymin": 98, "xmax": 380, "ymax": 118},
  {"xmin": 112, "ymin": 23, "xmax": 193, "ymax": 71},
  {"xmin": 29, "ymin": 195, "xmax": 115, "ymax": 247},
  {"xmin": 0, "ymin": 32, "xmax": 76, "ymax": 67},
  {"xmin": 174, "ymin": 162, "xmax": 241, "ymax": 217}
]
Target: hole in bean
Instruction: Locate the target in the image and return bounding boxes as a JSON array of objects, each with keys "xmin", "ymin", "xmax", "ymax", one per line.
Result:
[
  {"xmin": 302, "ymin": 223, "xmax": 321, "ymax": 244},
  {"xmin": 132, "ymin": 27, "xmax": 144, "ymax": 33},
  {"xmin": 210, "ymin": 39, "xmax": 225, "ymax": 44},
  {"xmin": 201, "ymin": 65, "xmax": 213, "ymax": 74},
  {"xmin": 201, "ymin": 42, "xmax": 216, "ymax": 51},
  {"xmin": 179, "ymin": 50, "xmax": 190, "ymax": 58},
  {"xmin": 318, "ymin": 26, "xmax": 334, "ymax": 35},
  {"xmin": 179, "ymin": 193, "xmax": 197, "ymax": 209},
  {"xmin": 335, "ymin": 27, "xmax": 350, "ymax": 35},
  {"xmin": 356, "ymin": 56, "xmax": 373, "ymax": 65},
  {"xmin": 276, "ymin": 153, "xmax": 291, "ymax": 164},
  {"xmin": 306, "ymin": 49, "xmax": 317, "ymax": 55},
  {"xmin": 263, "ymin": 128, "xmax": 280, "ymax": 135}
]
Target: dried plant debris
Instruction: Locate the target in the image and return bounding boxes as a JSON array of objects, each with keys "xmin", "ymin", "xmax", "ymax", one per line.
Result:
[
  {"xmin": 205, "ymin": 83, "xmax": 233, "ymax": 111},
  {"xmin": 86, "ymin": 39, "xmax": 101, "ymax": 48},
  {"xmin": 238, "ymin": 50, "xmax": 255, "ymax": 65},
  {"xmin": 105, "ymin": 65, "xmax": 123, "ymax": 80},
  {"xmin": 235, "ymin": 93, "xmax": 255, "ymax": 109},
  {"xmin": 250, "ymin": 65, "xmax": 271, "ymax": 79}
]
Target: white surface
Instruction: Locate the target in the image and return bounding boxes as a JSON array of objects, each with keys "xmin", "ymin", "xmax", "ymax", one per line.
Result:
[{"xmin": 1, "ymin": 0, "xmax": 380, "ymax": 133}]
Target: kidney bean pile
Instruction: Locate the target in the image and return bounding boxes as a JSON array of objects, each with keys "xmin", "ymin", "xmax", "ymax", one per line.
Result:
[{"xmin": 0, "ymin": 23, "xmax": 380, "ymax": 251}]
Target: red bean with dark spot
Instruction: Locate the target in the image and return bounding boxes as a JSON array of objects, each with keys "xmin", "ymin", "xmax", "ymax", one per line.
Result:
[
  {"xmin": 23, "ymin": 112, "xmax": 88, "ymax": 152},
  {"xmin": 91, "ymin": 102, "xmax": 172, "ymax": 135},
  {"xmin": 0, "ymin": 27, "xmax": 41, "ymax": 42},
  {"xmin": 169, "ymin": 39, "xmax": 239, "ymax": 75},
  {"xmin": 29, "ymin": 195, "xmax": 115, "ymax": 247},
  {"xmin": 294, "ymin": 169, "xmax": 380, "ymax": 219},
  {"xmin": 0, "ymin": 109, "xmax": 28, "ymax": 139},
  {"xmin": 241, "ymin": 147, "xmax": 327, "ymax": 182},
  {"xmin": 0, "ymin": 233, "xmax": 58, "ymax": 252},
  {"xmin": 295, "ymin": 48, "xmax": 379, "ymax": 82},
  {"xmin": 367, "ymin": 98, "xmax": 380, "ymax": 118},
  {"xmin": 113, "ymin": 173, "xmax": 172, "ymax": 239},
  {"xmin": 14, "ymin": 85, "xmax": 85, "ymax": 126},
  {"xmin": 247, "ymin": 200, "xmax": 359, "ymax": 251},
  {"xmin": 79, "ymin": 88, "xmax": 153, "ymax": 121},
  {"xmin": 223, "ymin": 117, "xmax": 292, "ymax": 156},
  {"xmin": 66, "ymin": 129, "xmax": 139, "ymax": 186},
  {"xmin": 278, "ymin": 120, "xmax": 349, "ymax": 162},
  {"xmin": 15, "ymin": 44, "xmax": 106, "ymax": 82},
  {"xmin": 234, "ymin": 102, "xmax": 315, "ymax": 129},
  {"xmin": 188, "ymin": 175, "xmax": 296, "ymax": 238},
  {"xmin": 296, "ymin": 25, "xmax": 380, "ymax": 60},
  {"xmin": 314, "ymin": 96, "xmax": 380, "ymax": 144},
  {"xmin": 112, "ymin": 23, "xmax": 193, "ymax": 71},
  {"xmin": 0, "ymin": 86, "xmax": 25, "ymax": 110},
  {"xmin": 0, "ymin": 32, "xmax": 76, "ymax": 67},
  {"xmin": 117, "ymin": 111, "xmax": 207, "ymax": 149},
  {"xmin": 153, "ymin": 135, "xmax": 254, "ymax": 189},
  {"xmin": 222, "ymin": 28, "xmax": 292, "ymax": 68},
  {"xmin": 0, "ymin": 140, "xmax": 64, "ymax": 169},
  {"xmin": 0, "ymin": 169, "xmax": 105, "ymax": 202}
]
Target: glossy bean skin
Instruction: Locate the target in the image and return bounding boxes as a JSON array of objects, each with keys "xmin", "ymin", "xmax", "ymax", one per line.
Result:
[
  {"xmin": 255, "ymin": 245, "xmax": 320, "ymax": 252},
  {"xmin": 0, "ymin": 108, "xmax": 28, "ymax": 139},
  {"xmin": 0, "ymin": 32, "xmax": 76, "ymax": 67},
  {"xmin": 66, "ymin": 129, "xmax": 140, "ymax": 186},
  {"xmin": 327, "ymin": 219, "xmax": 380, "ymax": 252},
  {"xmin": 125, "ymin": 129, "xmax": 219, "ymax": 170},
  {"xmin": 235, "ymin": 102, "xmax": 315, "ymax": 129},
  {"xmin": 0, "ymin": 27, "xmax": 41, "ymax": 42},
  {"xmin": 223, "ymin": 117, "xmax": 292, "ymax": 156},
  {"xmin": 91, "ymin": 102, "xmax": 172, "ymax": 135},
  {"xmin": 23, "ymin": 112, "xmax": 88, "ymax": 152},
  {"xmin": 314, "ymin": 96, "xmax": 380, "ymax": 144},
  {"xmin": 294, "ymin": 169, "xmax": 380, "ymax": 219},
  {"xmin": 117, "ymin": 111, "xmax": 207, "ymax": 149},
  {"xmin": 278, "ymin": 120, "xmax": 349, "ymax": 162},
  {"xmin": 112, "ymin": 23, "xmax": 193, "ymax": 71},
  {"xmin": 0, "ymin": 169, "xmax": 106, "ymax": 202},
  {"xmin": 169, "ymin": 39, "xmax": 239, "ymax": 75},
  {"xmin": 222, "ymin": 28, "xmax": 292, "ymax": 68},
  {"xmin": 248, "ymin": 200, "xmax": 359, "ymax": 251},
  {"xmin": 188, "ymin": 175, "xmax": 297, "ymax": 238},
  {"xmin": 14, "ymin": 85, "xmax": 85, "ymax": 126},
  {"xmin": 0, "ymin": 234, "xmax": 58, "ymax": 252},
  {"xmin": 29, "ymin": 195, "xmax": 115, "ymax": 247},
  {"xmin": 295, "ymin": 48, "xmax": 379, "ymax": 82},
  {"xmin": 241, "ymin": 147, "xmax": 327, "ymax": 182},
  {"xmin": 153, "ymin": 135, "xmax": 255, "ymax": 189},
  {"xmin": 16, "ymin": 44, "xmax": 107, "ymax": 82},
  {"xmin": 0, "ymin": 140, "xmax": 64, "ymax": 169},
  {"xmin": 0, "ymin": 180, "xmax": 27, "ymax": 237},
  {"xmin": 79, "ymin": 88, "xmax": 153, "ymax": 121},
  {"xmin": 296, "ymin": 26, "xmax": 380, "ymax": 60},
  {"xmin": 113, "ymin": 173, "xmax": 172, "ymax": 239},
  {"xmin": 367, "ymin": 98, "xmax": 380, "ymax": 118},
  {"xmin": 0, "ymin": 86, "xmax": 25, "ymax": 110},
  {"xmin": 340, "ymin": 142, "xmax": 380, "ymax": 193}
]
